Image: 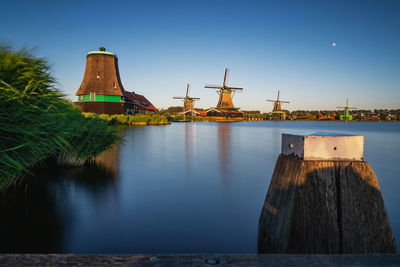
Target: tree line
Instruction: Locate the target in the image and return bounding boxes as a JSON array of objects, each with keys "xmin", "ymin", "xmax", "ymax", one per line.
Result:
[{"xmin": 157, "ymin": 107, "xmax": 400, "ymax": 121}]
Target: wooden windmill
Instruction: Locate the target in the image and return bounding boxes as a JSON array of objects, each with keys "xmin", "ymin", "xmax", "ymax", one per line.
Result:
[
  {"xmin": 337, "ymin": 98, "xmax": 356, "ymax": 121},
  {"xmin": 173, "ymin": 84, "xmax": 200, "ymax": 115},
  {"xmin": 204, "ymin": 68, "xmax": 244, "ymax": 118},
  {"xmin": 205, "ymin": 68, "xmax": 243, "ymax": 109},
  {"xmin": 75, "ymin": 47, "xmax": 157, "ymax": 115},
  {"xmin": 266, "ymin": 90, "xmax": 290, "ymax": 120}
]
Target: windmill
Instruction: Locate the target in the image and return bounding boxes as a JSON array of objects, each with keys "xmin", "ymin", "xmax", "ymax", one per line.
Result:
[
  {"xmin": 205, "ymin": 68, "xmax": 243, "ymax": 109},
  {"xmin": 266, "ymin": 90, "xmax": 290, "ymax": 120},
  {"xmin": 337, "ymin": 98, "xmax": 356, "ymax": 121},
  {"xmin": 173, "ymin": 84, "xmax": 200, "ymax": 116}
]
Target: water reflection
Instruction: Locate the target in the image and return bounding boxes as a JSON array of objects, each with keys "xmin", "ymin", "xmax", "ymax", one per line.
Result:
[
  {"xmin": 218, "ymin": 123, "xmax": 231, "ymax": 188},
  {"xmin": 1, "ymin": 122, "xmax": 399, "ymax": 253},
  {"xmin": 60, "ymin": 163, "xmax": 117, "ymax": 197},
  {"xmin": 94, "ymin": 145, "xmax": 120, "ymax": 178},
  {"xmin": 0, "ymin": 150, "xmax": 119, "ymax": 253},
  {"xmin": 184, "ymin": 123, "xmax": 194, "ymax": 174},
  {"xmin": 0, "ymin": 171, "xmax": 66, "ymax": 253}
]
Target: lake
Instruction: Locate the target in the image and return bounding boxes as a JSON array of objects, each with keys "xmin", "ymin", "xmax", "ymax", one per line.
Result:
[{"xmin": 1, "ymin": 121, "xmax": 399, "ymax": 253}]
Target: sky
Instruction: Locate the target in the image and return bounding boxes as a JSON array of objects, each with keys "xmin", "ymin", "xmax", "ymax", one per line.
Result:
[{"xmin": 1, "ymin": 0, "xmax": 399, "ymax": 112}]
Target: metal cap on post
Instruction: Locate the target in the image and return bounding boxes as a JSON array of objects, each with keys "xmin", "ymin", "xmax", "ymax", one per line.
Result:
[{"xmin": 281, "ymin": 132, "xmax": 364, "ymax": 161}]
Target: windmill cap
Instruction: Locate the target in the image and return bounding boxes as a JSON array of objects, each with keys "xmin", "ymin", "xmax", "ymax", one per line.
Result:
[{"xmin": 87, "ymin": 47, "xmax": 116, "ymax": 57}]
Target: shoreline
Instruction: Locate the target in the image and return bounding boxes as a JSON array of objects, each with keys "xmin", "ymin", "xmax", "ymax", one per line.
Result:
[{"xmin": 172, "ymin": 119, "xmax": 399, "ymax": 123}]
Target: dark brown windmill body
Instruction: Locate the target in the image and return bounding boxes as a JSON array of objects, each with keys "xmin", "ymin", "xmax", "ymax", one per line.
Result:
[
  {"xmin": 266, "ymin": 90, "xmax": 289, "ymax": 120},
  {"xmin": 173, "ymin": 84, "xmax": 200, "ymax": 116},
  {"xmin": 75, "ymin": 47, "xmax": 156, "ymax": 115},
  {"xmin": 205, "ymin": 68, "xmax": 243, "ymax": 118}
]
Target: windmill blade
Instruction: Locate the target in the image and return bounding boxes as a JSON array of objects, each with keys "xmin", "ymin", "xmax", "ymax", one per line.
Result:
[
  {"xmin": 190, "ymin": 97, "xmax": 200, "ymax": 100},
  {"xmin": 223, "ymin": 68, "xmax": 229, "ymax": 87},
  {"xmin": 173, "ymin": 97, "xmax": 185, "ymax": 99},
  {"xmin": 186, "ymin": 84, "xmax": 190, "ymax": 97},
  {"xmin": 277, "ymin": 90, "xmax": 280, "ymax": 101},
  {"xmin": 336, "ymin": 106, "xmax": 345, "ymax": 109},
  {"xmin": 227, "ymin": 87, "xmax": 243, "ymax": 90},
  {"xmin": 280, "ymin": 101, "xmax": 290, "ymax": 103},
  {"xmin": 266, "ymin": 100, "xmax": 276, "ymax": 102}
]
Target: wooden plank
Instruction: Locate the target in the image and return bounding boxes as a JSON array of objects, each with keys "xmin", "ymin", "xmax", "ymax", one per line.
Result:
[{"xmin": 1, "ymin": 254, "xmax": 400, "ymax": 266}]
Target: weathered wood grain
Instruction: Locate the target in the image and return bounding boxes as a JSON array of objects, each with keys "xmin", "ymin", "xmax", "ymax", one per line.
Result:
[
  {"xmin": 1, "ymin": 254, "xmax": 400, "ymax": 266},
  {"xmin": 258, "ymin": 155, "xmax": 397, "ymax": 254}
]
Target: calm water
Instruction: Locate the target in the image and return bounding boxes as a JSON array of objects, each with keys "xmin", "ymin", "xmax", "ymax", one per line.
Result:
[{"xmin": 1, "ymin": 121, "xmax": 400, "ymax": 253}]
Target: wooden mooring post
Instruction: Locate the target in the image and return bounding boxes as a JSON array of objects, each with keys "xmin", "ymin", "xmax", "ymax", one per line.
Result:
[{"xmin": 258, "ymin": 132, "xmax": 397, "ymax": 254}]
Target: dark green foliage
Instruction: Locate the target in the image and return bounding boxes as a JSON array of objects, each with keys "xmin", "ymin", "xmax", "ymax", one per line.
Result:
[
  {"xmin": 0, "ymin": 46, "xmax": 121, "ymax": 190},
  {"xmin": 243, "ymin": 111, "xmax": 265, "ymax": 120},
  {"xmin": 158, "ymin": 106, "xmax": 183, "ymax": 117}
]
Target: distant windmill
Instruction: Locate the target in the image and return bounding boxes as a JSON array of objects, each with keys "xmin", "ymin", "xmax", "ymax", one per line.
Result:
[
  {"xmin": 173, "ymin": 84, "xmax": 200, "ymax": 115},
  {"xmin": 337, "ymin": 98, "xmax": 356, "ymax": 121},
  {"xmin": 205, "ymin": 68, "xmax": 243, "ymax": 109},
  {"xmin": 266, "ymin": 90, "xmax": 290, "ymax": 120}
]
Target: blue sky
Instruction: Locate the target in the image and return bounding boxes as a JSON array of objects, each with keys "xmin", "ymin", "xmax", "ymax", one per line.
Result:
[{"xmin": 1, "ymin": 0, "xmax": 399, "ymax": 111}]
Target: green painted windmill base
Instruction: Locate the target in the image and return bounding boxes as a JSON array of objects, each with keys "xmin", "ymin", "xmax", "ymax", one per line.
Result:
[
  {"xmin": 339, "ymin": 109, "xmax": 353, "ymax": 121},
  {"xmin": 340, "ymin": 114, "xmax": 353, "ymax": 121},
  {"xmin": 337, "ymin": 98, "xmax": 356, "ymax": 121}
]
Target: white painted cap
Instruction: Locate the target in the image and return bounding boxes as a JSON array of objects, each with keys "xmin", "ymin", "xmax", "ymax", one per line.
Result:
[{"xmin": 282, "ymin": 132, "xmax": 364, "ymax": 161}]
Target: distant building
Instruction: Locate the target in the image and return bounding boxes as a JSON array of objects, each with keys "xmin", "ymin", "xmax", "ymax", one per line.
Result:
[
  {"xmin": 196, "ymin": 110, "xmax": 207, "ymax": 117},
  {"xmin": 206, "ymin": 108, "xmax": 243, "ymax": 118},
  {"xmin": 318, "ymin": 113, "xmax": 336, "ymax": 120},
  {"xmin": 124, "ymin": 91, "xmax": 157, "ymax": 114},
  {"xmin": 75, "ymin": 47, "xmax": 156, "ymax": 115}
]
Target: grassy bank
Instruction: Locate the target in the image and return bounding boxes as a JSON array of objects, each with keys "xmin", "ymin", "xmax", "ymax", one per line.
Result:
[
  {"xmin": 0, "ymin": 46, "xmax": 121, "ymax": 191},
  {"xmin": 83, "ymin": 113, "xmax": 170, "ymax": 125}
]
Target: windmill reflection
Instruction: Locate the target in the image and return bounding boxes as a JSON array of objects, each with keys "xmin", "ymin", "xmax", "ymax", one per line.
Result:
[
  {"xmin": 91, "ymin": 125, "xmax": 125, "ymax": 179},
  {"xmin": 218, "ymin": 123, "xmax": 231, "ymax": 188},
  {"xmin": 94, "ymin": 145, "xmax": 120, "ymax": 178},
  {"xmin": 184, "ymin": 123, "xmax": 194, "ymax": 174}
]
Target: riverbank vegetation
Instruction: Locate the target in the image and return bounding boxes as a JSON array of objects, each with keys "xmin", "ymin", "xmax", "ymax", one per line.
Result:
[
  {"xmin": 0, "ymin": 46, "xmax": 121, "ymax": 191},
  {"xmin": 288, "ymin": 109, "xmax": 400, "ymax": 121},
  {"xmin": 82, "ymin": 113, "xmax": 170, "ymax": 125},
  {"xmin": 171, "ymin": 115, "xmax": 245, "ymax": 122},
  {"xmin": 161, "ymin": 106, "xmax": 400, "ymax": 122},
  {"xmin": 161, "ymin": 107, "xmax": 266, "ymax": 122}
]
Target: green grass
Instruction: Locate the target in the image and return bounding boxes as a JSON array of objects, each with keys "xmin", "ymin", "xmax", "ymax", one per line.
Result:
[
  {"xmin": 0, "ymin": 46, "xmax": 121, "ymax": 191},
  {"xmin": 82, "ymin": 113, "xmax": 170, "ymax": 125}
]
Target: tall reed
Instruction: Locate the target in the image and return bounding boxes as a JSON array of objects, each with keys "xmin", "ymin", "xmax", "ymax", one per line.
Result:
[{"xmin": 0, "ymin": 46, "xmax": 121, "ymax": 191}]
